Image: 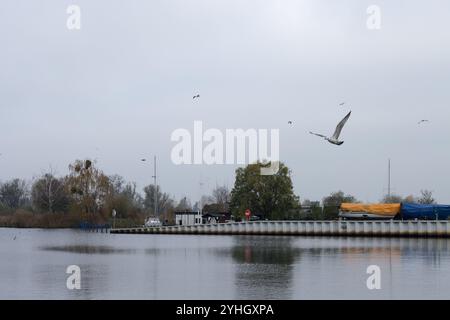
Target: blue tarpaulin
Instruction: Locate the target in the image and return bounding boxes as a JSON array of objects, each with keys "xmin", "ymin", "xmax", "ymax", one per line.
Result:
[{"xmin": 400, "ymin": 203, "xmax": 450, "ymax": 220}]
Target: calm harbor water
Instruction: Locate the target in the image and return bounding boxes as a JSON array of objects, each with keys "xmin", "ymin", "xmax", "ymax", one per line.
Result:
[{"xmin": 0, "ymin": 228, "xmax": 449, "ymax": 299}]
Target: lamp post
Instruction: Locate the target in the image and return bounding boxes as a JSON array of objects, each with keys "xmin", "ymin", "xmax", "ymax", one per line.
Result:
[
  {"xmin": 112, "ymin": 209, "xmax": 116, "ymax": 229},
  {"xmin": 141, "ymin": 156, "xmax": 158, "ymax": 219}
]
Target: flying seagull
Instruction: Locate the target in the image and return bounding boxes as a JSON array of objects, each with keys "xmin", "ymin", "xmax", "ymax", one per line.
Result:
[
  {"xmin": 288, "ymin": 121, "xmax": 293, "ymax": 125},
  {"xmin": 193, "ymin": 94, "xmax": 200, "ymax": 99},
  {"xmin": 339, "ymin": 102, "xmax": 345, "ymax": 106},
  {"xmin": 141, "ymin": 159, "xmax": 147, "ymax": 162},
  {"xmin": 418, "ymin": 119, "xmax": 429, "ymax": 125},
  {"xmin": 309, "ymin": 111, "xmax": 352, "ymax": 146}
]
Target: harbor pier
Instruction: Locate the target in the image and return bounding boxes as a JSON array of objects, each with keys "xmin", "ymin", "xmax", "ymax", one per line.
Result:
[{"xmin": 110, "ymin": 220, "xmax": 450, "ymax": 237}]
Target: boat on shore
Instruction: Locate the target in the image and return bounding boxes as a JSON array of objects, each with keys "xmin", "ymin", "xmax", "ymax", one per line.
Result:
[
  {"xmin": 339, "ymin": 203, "xmax": 400, "ymax": 220},
  {"xmin": 144, "ymin": 217, "xmax": 162, "ymax": 227},
  {"xmin": 339, "ymin": 203, "xmax": 450, "ymax": 220}
]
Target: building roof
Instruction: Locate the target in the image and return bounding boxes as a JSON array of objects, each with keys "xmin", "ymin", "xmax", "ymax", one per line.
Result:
[
  {"xmin": 202, "ymin": 212, "xmax": 230, "ymax": 217},
  {"xmin": 175, "ymin": 211, "xmax": 201, "ymax": 215}
]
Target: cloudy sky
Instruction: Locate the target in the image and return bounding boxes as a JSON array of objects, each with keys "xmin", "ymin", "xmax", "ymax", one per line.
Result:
[{"xmin": 1, "ymin": 0, "xmax": 450, "ymax": 204}]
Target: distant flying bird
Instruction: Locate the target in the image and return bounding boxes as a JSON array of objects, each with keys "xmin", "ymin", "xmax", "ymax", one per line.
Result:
[
  {"xmin": 288, "ymin": 121, "xmax": 293, "ymax": 125},
  {"xmin": 339, "ymin": 102, "xmax": 345, "ymax": 106},
  {"xmin": 193, "ymin": 94, "xmax": 200, "ymax": 99},
  {"xmin": 309, "ymin": 111, "xmax": 352, "ymax": 146},
  {"xmin": 141, "ymin": 159, "xmax": 147, "ymax": 162},
  {"xmin": 418, "ymin": 120, "xmax": 429, "ymax": 125}
]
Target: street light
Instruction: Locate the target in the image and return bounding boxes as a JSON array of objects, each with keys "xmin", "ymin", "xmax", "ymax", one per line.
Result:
[
  {"xmin": 112, "ymin": 209, "xmax": 117, "ymax": 229},
  {"xmin": 141, "ymin": 156, "xmax": 158, "ymax": 218}
]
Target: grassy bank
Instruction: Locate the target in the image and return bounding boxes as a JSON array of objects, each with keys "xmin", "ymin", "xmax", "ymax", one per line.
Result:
[{"xmin": 0, "ymin": 209, "xmax": 145, "ymax": 229}]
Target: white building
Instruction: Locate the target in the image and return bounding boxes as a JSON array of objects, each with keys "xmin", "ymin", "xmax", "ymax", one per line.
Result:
[{"xmin": 175, "ymin": 211, "xmax": 203, "ymax": 226}]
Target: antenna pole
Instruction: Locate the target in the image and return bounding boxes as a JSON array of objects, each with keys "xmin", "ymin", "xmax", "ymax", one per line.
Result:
[
  {"xmin": 153, "ymin": 156, "xmax": 157, "ymax": 216},
  {"xmin": 388, "ymin": 158, "xmax": 391, "ymax": 197}
]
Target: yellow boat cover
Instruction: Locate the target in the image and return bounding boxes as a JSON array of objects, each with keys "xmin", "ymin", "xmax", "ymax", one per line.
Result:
[{"xmin": 340, "ymin": 203, "xmax": 401, "ymax": 217}]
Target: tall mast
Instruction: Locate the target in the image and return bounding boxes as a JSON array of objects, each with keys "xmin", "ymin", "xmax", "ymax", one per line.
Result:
[
  {"xmin": 388, "ymin": 158, "xmax": 391, "ymax": 197},
  {"xmin": 153, "ymin": 155, "xmax": 157, "ymax": 216}
]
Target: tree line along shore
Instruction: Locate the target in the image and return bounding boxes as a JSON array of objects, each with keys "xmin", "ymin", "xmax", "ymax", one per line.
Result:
[{"xmin": 0, "ymin": 159, "xmax": 437, "ymax": 228}]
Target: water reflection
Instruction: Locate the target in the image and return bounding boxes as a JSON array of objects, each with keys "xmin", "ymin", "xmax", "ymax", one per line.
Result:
[
  {"xmin": 2, "ymin": 229, "xmax": 450, "ymax": 299},
  {"xmin": 230, "ymin": 236, "xmax": 300, "ymax": 299},
  {"xmin": 41, "ymin": 245, "xmax": 138, "ymax": 255},
  {"xmin": 226, "ymin": 236, "xmax": 450, "ymax": 299}
]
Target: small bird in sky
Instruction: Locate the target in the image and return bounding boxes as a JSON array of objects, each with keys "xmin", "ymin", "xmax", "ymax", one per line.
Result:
[
  {"xmin": 418, "ymin": 119, "xmax": 429, "ymax": 125},
  {"xmin": 141, "ymin": 159, "xmax": 147, "ymax": 162},
  {"xmin": 309, "ymin": 111, "xmax": 352, "ymax": 146},
  {"xmin": 193, "ymin": 94, "xmax": 200, "ymax": 99},
  {"xmin": 288, "ymin": 121, "xmax": 293, "ymax": 125},
  {"xmin": 339, "ymin": 102, "xmax": 345, "ymax": 106}
]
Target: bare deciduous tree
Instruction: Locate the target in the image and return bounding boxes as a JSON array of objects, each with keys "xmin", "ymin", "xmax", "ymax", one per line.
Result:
[
  {"xmin": 31, "ymin": 173, "xmax": 69, "ymax": 213},
  {"xmin": 211, "ymin": 185, "xmax": 230, "ymax": 210},
  {"xmin": 417, "ymin": 190, "xmax": 436, "ymax": 204},
  {"xmin": 143, "ymin": 184, "xmax": 174, "ymax": 216},
  {"xmin": 0, "ymin": 179, "xmax": 29, "ymax": 209},
  {"xmin": 381, "ymin": 194, "xmax": 403, "ymax": 204},
  {"xmin": 323, "ymin": 191, "xmax": 357, "ymax": 207},
  {"xmin": 66, "ymin": 159, "xmax": 111, "ymax": 214},
  {"xmin": 175, "ymin": 196, "xmax": 192, "ymax": 212}
]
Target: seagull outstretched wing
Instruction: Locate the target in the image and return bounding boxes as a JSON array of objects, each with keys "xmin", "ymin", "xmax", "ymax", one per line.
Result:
[
  {"xmin": 309, "ymin": 131, "xmax": 327, "ymax": 138},
  {"xmin": 331, "ymin": 111, "xmax": 351, "ymax": 140}
]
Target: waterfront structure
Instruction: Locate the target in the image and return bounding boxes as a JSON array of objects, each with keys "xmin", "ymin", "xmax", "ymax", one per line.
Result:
[
  {"xmin": 175, "ymin": 211, "xmax": 203, "ymax": 226},
  {"xmin": 111, "ymin": 220, "xmax": 450, "ymax": 237}
]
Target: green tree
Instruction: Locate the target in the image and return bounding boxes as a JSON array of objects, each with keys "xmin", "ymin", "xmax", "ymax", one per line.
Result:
[{"xmin": 229, "ymin": 162, "xmax": 300, "ymax": 220}]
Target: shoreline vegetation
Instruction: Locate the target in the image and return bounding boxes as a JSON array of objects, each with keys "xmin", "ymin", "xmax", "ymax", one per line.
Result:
[
  {"xmin": 0, "ymin": 210, "xmax": 144, "ymax": 229},
  {"xmin": 0, "ymin": 159, "xmax": 437, "ymax": 229}
]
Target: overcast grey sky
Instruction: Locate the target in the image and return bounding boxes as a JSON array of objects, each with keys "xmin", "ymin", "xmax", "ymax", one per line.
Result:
[{"xmin": 1, "ymin": 0, "xmax": 450, "ymax": 204}]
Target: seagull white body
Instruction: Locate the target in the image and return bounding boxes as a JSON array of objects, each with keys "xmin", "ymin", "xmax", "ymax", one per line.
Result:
[{"xmin": 310, "ymin": 111, "xmax": 351, "ymax": 146}]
